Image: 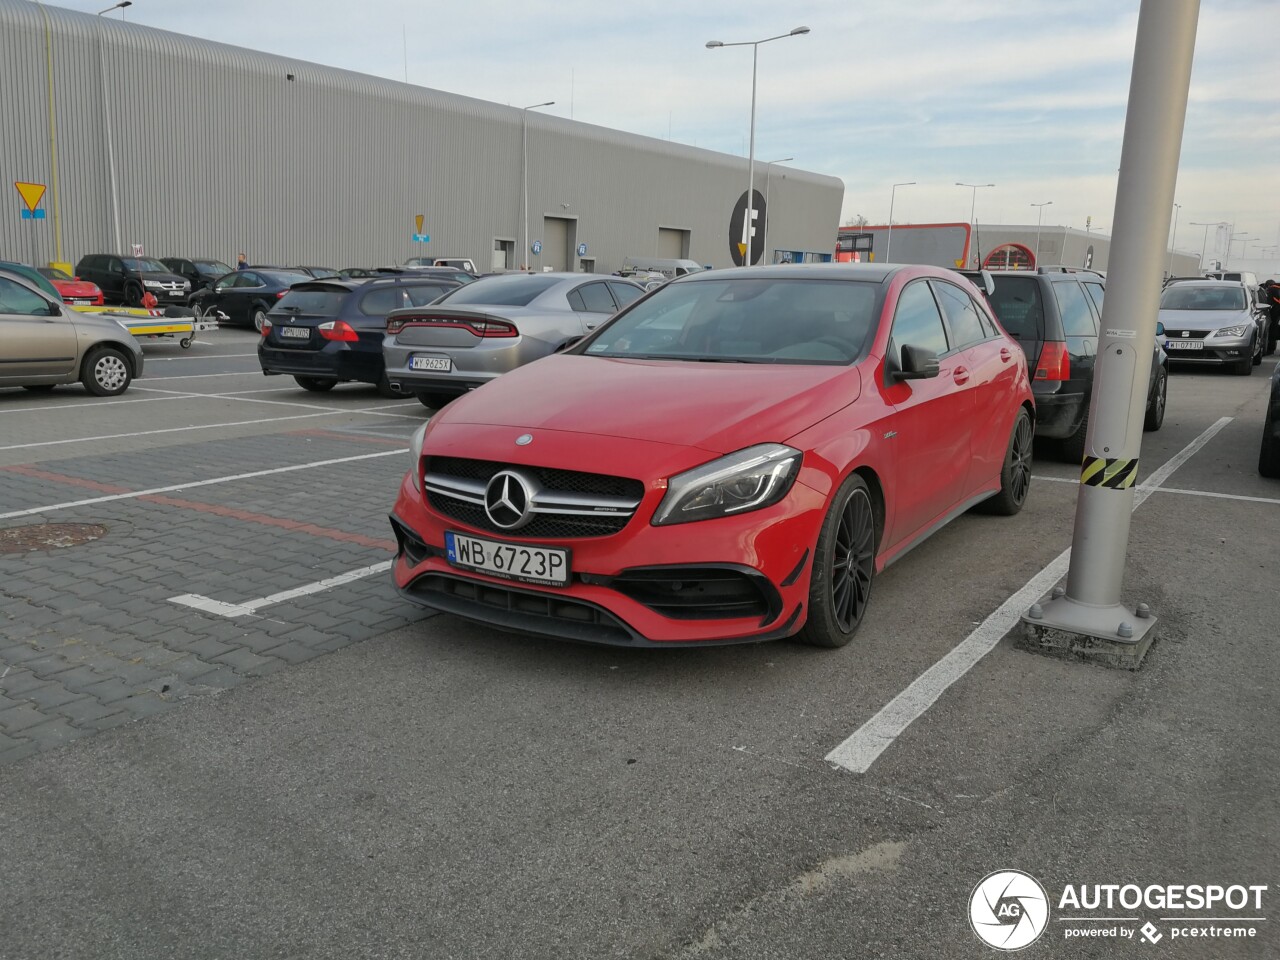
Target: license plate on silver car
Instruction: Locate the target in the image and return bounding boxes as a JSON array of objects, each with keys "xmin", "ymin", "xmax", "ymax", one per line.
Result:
[
  {"xmin": 280, "ymin": 326, "xmax": 310, "ymax": 339},
  {"xmin": 1165, "ymin": 340, "xmax": 1202, "ymax": 350},
  {"xmin": 410, "ymin": 356, "xmax": 452, "ymax": 371},
  {"xmin": 445, "ymin": 531, "xmax": 570, "ymax": 587}
]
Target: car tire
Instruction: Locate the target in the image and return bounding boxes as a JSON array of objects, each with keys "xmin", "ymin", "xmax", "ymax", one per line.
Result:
[
  {"xmin": 252, "ymin": 306, "xmax": 269, "ymax": 333},
  {"xmin": 376, "ymin": 374, "xmax": 410, "ymax": 398},
  {"xmin": 1232, "ymin": 345, "xmax": 1253, "ymax": 376},
  {"xmin": 124, "ymin": 281, "xmax": 144, "ymax": 308},
  {"xmin": 1261, "ymin": 406, "xmax": 1280, "ymax": 479},
  {"xmin": 795, "ymin": 473, "xmax": 877, "ymax": 648},
  {"xmin": 1060, "ymin": 403, "xmax": 1088, "ymax": 464},
  {"xmin": 294, "ymin": 376, "xmax": 337, "ymax": 393},
  {"xmin": 22, "ymin": 385, "xmax": 56, "ymax": 393},
  {"xmin": 1253, "ymin": 332, "xmax": 1263, "ymax": 366},
  {"xmin": 416, "ymin": 392, "xmax": 456, "ymax": 410},
  {"xmin": 1144, "ymin": 366, "xmax": 1167, "ymax": 432},
  {"xmin": 976, "ymin": 407, "xmax": 1034, "ymax": 516},
  {"xmin": 80, "ymin": 346, "xmax": 132, "ymax": 397}
]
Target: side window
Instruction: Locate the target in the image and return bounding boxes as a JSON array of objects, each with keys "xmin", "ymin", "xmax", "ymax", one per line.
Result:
[
  {"xmin": 1053, "ymin": 281, "xmax": 1097, "ymax": 337},
  {"xmin": 607, "ymin": 281, "xmax": 644, "ymax": 308},
  {"xmin": 107, "ymin": 258, "xmax": 123, "ymax": 273},
  {"xmin": 577, "ymin": 282, "xmax": 618, "ymax": 314},
  {"xmin": 404, "ymin": 285, "xmax": 448, "ymax": 307},
  {"xmin": 890, "ymin": 281, "xmax": 950, "ymax": 359},
  {"xmin": 359, "ymin": 287, "xmax": 405, "ymax": 315},
  {"xmin": 0, "ymin": 276, "xmax": 55, "ymax": 316},
  {"xmin": 240, "ymin": 272, "xmax": 264, "ymax": 288},
  {"xmin": 566, "ymin": 289, "xmax": 587, "ymax": 312},
  {"xmin": 932, "ymin": 281, "xmax": 988, "ymax": 348},
  {"xmin": 1082, "ymin": 282, "xmax": 1105, "ymax": 319}
]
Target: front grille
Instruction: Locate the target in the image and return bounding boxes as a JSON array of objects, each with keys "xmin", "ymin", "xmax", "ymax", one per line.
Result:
[
  {"xmin": 1165, "ymin": 330, "xmax": 1210, "ymax": 340},
  {"xmin": 425, "ymin": 456, "xmax": 644, "ymax": 539}
]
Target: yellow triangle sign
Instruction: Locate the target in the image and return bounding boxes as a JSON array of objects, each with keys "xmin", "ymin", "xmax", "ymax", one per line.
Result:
[
  {"xmin": 954, "ymin": 258, "xmax": 966, "ymax": 268},
  {"xmin": 14, "ymin": 181, "xmax": 46, "ymax": 214},
  {"xmin": 415, "ymin": 214, "xmax": 424, "ymax": 235},
  {"xmin": 737, "ymin": 242, "xmax": 747, "ymax": 257}
]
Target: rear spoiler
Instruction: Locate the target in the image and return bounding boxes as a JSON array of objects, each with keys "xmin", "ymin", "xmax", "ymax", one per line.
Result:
[{"xmin": 956, "ymin": 269, "xmax": 995, "ymax": 297}]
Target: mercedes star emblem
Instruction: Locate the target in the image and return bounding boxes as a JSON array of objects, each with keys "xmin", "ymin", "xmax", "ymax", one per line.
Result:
[{"xmin": 484, "ymin": 470, "xmax": 534, "ymax": 529}]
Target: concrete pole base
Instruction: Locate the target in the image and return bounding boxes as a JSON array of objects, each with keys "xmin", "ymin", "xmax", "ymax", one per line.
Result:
[{"xmin": 1017, "ymin": 594, "xmax": 1158, "ymax": 670}]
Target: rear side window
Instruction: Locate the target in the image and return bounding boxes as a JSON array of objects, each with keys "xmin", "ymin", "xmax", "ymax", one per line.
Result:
[
  {"xmin": 987, "ymin": 276, "xmax": 1045, "ymax": 342},
  {"xmin": 575, "ymin": 282, "xmax": 617, "ymax": 314},
  {"xmin": 359, "ymin": 287, "xmax": 406, "ymax": 315},
  {"xmin": 1053, "ymin": 281, "xmax": 1097, "ymax": 337},
  {"xmin": 274, "ymin": 288, "xmax": 345, "ymax": 316},
  {"xmin": 0, "ymin": 276, "xmax": 56, "ymax": 316},
  {"xmin": 437, "ymin": 274, "xmax": 559, "ymax": 306},
  {"xmin": 932, "ymin": 281, "xmax": 988, "ymax": 348},
  {"xmin": 1083, "ymin": 282, "xmax": 1105, "ymax": 317}
]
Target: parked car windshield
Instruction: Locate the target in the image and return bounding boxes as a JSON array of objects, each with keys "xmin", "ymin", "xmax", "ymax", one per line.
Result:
[
  {"xmin": 195, "ymin": 261, "xmax": 232, "ymax": 276},
  {"xmin": 38, "ymin": 266, "xmax": 73, "ymax": 281},
  {"xmin": 123, "ymin": 258, "xmax": 171, "ymax": 273},
  {"xmin": 272, "ymin": 287, "xmax": 346, "ymax": 316},
  {"xmin": 435, "ymin": 274, "xmax": 560, "ymax": 307},
  {"xmin": 1159, "ymin": 285, "xmax": 1246, "ymax": 311},
  {"xmin": 582, "ymin": 278, "xmax": 880, "ymax": 365}
]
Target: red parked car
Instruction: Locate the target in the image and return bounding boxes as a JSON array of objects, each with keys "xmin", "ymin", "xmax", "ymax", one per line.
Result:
[
  {"xmin": 390, "ymin": 264, "xmax": 1034, "ymax": 647},
  {"xmin": 37, "ymin": 266, "xmax": 105, "ymax": 306}
]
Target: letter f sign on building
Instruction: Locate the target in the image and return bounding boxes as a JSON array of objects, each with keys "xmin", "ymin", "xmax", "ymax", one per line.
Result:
[{"xmin": 729, "ymin": 188, "xmax": 767, "ymax": 267}]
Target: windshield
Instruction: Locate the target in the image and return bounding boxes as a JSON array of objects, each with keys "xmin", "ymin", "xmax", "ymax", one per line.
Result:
[
  {"xmin": 1160, "ymin": 285, "xmax": 1246, "ymax": 311},
  {"xmin": 123, "ymin": 258, "xmax": 171, "ymax": 273},
  {"xmin": 196, "ymin": 261, "xmax": 232, "ymax": 276},
  {"xmin": 38, "ymin": 267, "xmax": 73, "ymax": 281},
  {"xmin": 272, "ymin": 288, "xmax": 345, "ymax": 316},
  {"xmin": 582, "ymin": 278, "xmax": 880, "ymax": 365},
  {"xmin": 436, "ymin": 274, "xmax": 560, "ymax": 307}
]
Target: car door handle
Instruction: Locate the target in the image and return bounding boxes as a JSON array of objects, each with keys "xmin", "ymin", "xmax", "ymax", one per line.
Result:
[
  {"xmin": 1000, "ymin": 347, "xmax": 1012, "ymax": 363},
  {"xmin": 952, "ymin": 365, "xmax": 970, "ymax": 384},
  {"xmin": 585, "ymin": 322, "xmax": 599, "ymax": 330}
]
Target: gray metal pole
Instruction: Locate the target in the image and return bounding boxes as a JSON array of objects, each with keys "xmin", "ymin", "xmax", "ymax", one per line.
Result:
[
  {"xmin": 744, "ymin": 42, "xmax": 757, "ymax": 265},
  {"xmin": 1031, "ymin": 0, "xmax": 1199, "ymax": 647},
  {"xmin": 1167, "ymin": 202, "xmax": 1181, "ymax": 276},
  {"xmin": 96, "ymin": 15, "xmax": 122, "ymax": 253}
]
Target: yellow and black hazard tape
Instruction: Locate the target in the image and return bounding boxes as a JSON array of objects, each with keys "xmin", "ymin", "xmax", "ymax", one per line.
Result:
[{"xmin": 1080, "ymin": 456, "xmax": 1138, "ymax": 489}]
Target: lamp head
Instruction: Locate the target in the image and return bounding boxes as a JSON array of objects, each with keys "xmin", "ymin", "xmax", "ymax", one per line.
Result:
[
  {"xmin": 790, "ymin": 26, "xmax": 810, "ymax": 35},
  {"xmin": 705, "ymin": 40, "xmax": 723, "ymax": 48}
]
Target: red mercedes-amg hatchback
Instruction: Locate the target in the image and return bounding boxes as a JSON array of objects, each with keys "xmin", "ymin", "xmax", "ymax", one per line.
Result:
[{"xmin": 390, "ymin": 264, "xmax": 1033, "ymax": 647}]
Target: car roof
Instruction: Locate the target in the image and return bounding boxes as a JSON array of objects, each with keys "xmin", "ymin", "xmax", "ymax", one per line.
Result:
[
  {"xmin": 679, "ymin": 263, "xmax": 901, "ymax": 283},
  {"xmin": 0, "ymin": 264, "xmax": 59, "ymax": 299}
]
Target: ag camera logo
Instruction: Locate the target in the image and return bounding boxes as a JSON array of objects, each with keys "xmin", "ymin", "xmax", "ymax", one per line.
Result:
[{"xmin": 970, "ymin": 870, "xmax": 1050, "ymax": 951}]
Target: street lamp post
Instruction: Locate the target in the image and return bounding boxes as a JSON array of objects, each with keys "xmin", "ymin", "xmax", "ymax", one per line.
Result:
[
  {"xmin": 885, "ymin": 181, "xmax": 915, "ymax": 264},
  {"xmin": 520, "ymin": 101, "xmax": 554, "ymax": 271},
  {"xmin": 1227, "ymin": 232, "xmax": 1255, "ymax": 270},
  {"xmin": 96, "ymin": 1, "xmax": 132, "ymax": 254},
  {"xmin": 1030, "ymin": 201, "xmax": 1053, "ymax": 268},
  {"xmin": 1166, "ymin": 202, "xmax": 1181, "ymax": 277},
  {"xmin": 763, "ymin": 157, "xmax": 793, "ymax": 264},
  {"xmin": 706, "ymin": 26, "xmax": 810, "ymax": 266},
  {"xmin": 1190, "ymin": 220, "xmax": 1227, "ymax": 273},
  {"xmin": 956, "ymin": 182, "xmax": 994, "ymax": 267}
]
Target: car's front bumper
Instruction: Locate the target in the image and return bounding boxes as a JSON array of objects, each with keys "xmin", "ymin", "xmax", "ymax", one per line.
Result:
[
  {"xmin": 388, "ymin": 465, "xmax": 827, "ymax": 646},
  {"xmin": 1162, "ymin": 334, "xmax": 1252, "ymax": 364}
]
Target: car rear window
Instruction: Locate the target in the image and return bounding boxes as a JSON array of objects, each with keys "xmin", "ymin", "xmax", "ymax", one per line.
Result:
[
  {"xmin": 273, "ymin": 288, "xmax": 346, "ymax": 316},
  {"xmin": 436, "ymin": 274, "xmax": 560, "ymax": 307},
  {"xmin": 987, "ymin": 277, "xmax": 1045, "ymax": 342}
]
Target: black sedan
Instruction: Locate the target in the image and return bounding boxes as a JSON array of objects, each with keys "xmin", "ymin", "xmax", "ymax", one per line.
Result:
[
  {"xmin": 160, "ymin": 257, "xmax": 233, "ymax": 293},
  {"xmin": 1261, "ymin": 361, "xmax": 1280, "ymax": 478},
  {"xmin": 258, "ymin": 274, "xmax": 461, "ymax": 394},
  {"xmin": 191, "ymin": 269, "xmax": 308, "ymax": 330}
]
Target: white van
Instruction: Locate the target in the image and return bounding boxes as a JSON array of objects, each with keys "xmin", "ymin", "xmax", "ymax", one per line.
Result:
[{"xmin": 621, "ymin": 257, "xmax": 705, "ymax": 279}]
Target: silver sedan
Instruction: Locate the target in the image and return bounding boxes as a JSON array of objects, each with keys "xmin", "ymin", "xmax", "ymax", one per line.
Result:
[{"xmin": 382, "ymin": 272, "xmax": 644, "ymax": 409}]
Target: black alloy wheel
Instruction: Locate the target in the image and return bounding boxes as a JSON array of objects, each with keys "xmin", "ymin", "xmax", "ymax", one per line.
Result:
[
  {"xmin": 1253, "ymin": 329, "xmax": 1264, "ymax": 366},
  {"xmin": 797, "ymin": 474, "xmax": 876, "ymax": 648},
  {"xmin": 977, "ymin": 407, "xmax": 1033, "ymax": 516},
  {"xmin": 124, "ymin": 281, "xmax": 144, "ymax": 307},
  {"xmin": 1233, "ymin": 341, "xmax": 1254, "ymax": 376}
]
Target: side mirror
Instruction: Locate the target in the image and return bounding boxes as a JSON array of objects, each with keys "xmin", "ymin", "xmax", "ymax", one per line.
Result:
[
  {"xmin": 891, "ymin": 344, "xmax": 940, "ymax": 381},
  {"xmin": 1155, "ymin": 321, "xmax": 1165, "ymax": 336}
]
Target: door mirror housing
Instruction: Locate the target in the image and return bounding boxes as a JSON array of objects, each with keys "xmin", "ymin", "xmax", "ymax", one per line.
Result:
[{"xmin": 891, "ymin": 344, "xmax": 941, "ymax": 381}]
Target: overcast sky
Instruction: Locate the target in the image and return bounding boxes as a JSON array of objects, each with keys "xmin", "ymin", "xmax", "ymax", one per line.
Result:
[{"xmin": 62, "ymin": 0, "xmax": 1280, "ymax": 275}]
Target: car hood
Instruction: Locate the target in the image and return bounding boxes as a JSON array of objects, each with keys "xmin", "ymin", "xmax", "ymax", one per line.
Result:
[
  {"xmin": 1158, "ymin": 309, "xmax": 1252, "ymax": 332},
  {"xmin": 54, "ymin": 279, "xmax": 100, "ymax": 295},
  {"xmin": 437, "ymin": 354, "xmax": 861, "ymax": 453}
]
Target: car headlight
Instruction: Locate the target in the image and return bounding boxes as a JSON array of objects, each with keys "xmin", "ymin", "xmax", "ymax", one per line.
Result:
[
  {"xmin": 182, "ymin": 280, "xmax": 191, "ymax": 290},
  {"xmin": 651, "ymin": 443, "xmax": 801, "ymax": 526},
  {"xmin": 407, "ymin": 423, "xmax": 427, "ymax": 491},
  {"xmin": 1210, "ymin": 324, "xmax": 1249, "ymax": 338}
]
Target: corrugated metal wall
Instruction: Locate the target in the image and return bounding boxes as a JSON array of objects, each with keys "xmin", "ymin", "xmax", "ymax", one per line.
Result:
[{"xmin": 0, "ymin": 0, "xmax": 843, "ymax": 274}]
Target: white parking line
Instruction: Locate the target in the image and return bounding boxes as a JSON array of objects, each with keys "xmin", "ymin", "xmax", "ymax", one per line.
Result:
[
  {"xmin": 1034, "ymin": 474, "xmax": 1280, "ymax": 505},
  {"xmin": 0, "ymin": 450, "xmax": 403, "ymax": 520},
  {"xmin": 140, "ymin": 372, "xmax": 266, "ymax": 382},
  {"xmin": 0, "ymin": 393, "xmax": 208, "ymax": 413},
  {"xmin": 824, "ymin": 416, "xmax": 1233, "ymax": 775},
  {"xmin": 169, "ymin": 561, "xmax": 393, "ymax": 618},
  {"xmin": 147, "ymin": 353, "xmax": 259, "ymax": 361}
]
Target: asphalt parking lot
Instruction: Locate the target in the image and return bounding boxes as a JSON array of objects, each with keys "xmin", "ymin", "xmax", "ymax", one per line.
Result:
[{"xmin": 0, "ymin": 329, "xmax": 1277, "ymax": 959}]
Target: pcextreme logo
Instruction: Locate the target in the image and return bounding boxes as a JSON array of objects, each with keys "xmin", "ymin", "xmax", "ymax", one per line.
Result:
[{"xmin": 969, "ymin": 870, "xmax": 1050, "ymax": 951}]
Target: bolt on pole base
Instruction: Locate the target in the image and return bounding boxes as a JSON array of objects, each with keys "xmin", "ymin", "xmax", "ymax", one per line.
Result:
[{"xmin": 1017, "ymin": 592, "xmax": 1158, "ymax": 670}]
